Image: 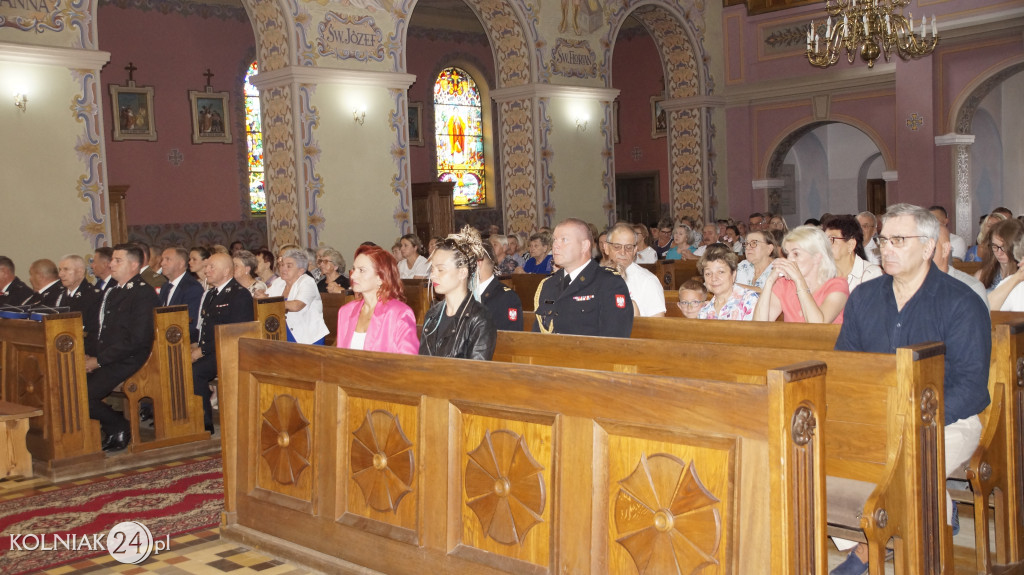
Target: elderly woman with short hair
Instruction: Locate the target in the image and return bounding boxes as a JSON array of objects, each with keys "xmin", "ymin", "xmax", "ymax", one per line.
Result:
[
  {"xmin": 823, "ymin": 215, "xmax": 883, "ymax": 293},
  {"xmin": 316, "ymin": 247, "xmax": 351, "ymax": 293},
  {"xmin": 696, "ymin": 244, "xmax": 758, "ymax": 321},
  {"xmin": 232, "ymin": 250, "xmax": 268, "ymax": 296},
  {"xmin": 753, "ymin": 225, "xmax": 849, "ymax": 323},
  {"xmin": 265, "ymin": 247, "xmax": 329, "ymax": 344},
  {"xmin": 515, "ymin": 231, "xmax": 553, "ymax": 274},
  {"xmin": 734, "ymin": 229, "xmax": 779, "ymax": 292},
  {"xmin": 664, "ymin": 224, "xmax": 700, "ymax": 261}
]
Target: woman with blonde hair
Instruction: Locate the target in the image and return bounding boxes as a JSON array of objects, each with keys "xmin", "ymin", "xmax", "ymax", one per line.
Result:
[
  {"xmin": 753, "ymin": 225, "xmax": 849, "ymax": 323},
  {"xmin": 664, "ymin": 223, "xmax": 700, "ymax": 260},
  {"xmin": 420, "ymin": 226, "xmax": 496, "ymax": 359}
]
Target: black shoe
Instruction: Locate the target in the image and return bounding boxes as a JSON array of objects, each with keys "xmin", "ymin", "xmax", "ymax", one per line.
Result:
[
  {"xmin": 204, "ymin": 424, "xmax": 215, "ymax": 436},
  {"xmin": 139, "ymin": 404, "xmax": 153, "ymax": 423},
  {"xmin": 102, "ymin": 429, "xmax": 131, "ymax": 452}
]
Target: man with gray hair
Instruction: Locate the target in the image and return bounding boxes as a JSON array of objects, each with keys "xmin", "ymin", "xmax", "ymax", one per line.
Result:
[
  {"xmin": 55, "ymin": 255, "xmax": 102, "ymax": 354},
  {"xmin": 855, "ymin": 211, "xmax": 881, "ymax": 265},
  {"xmin": 830, "ymin": 204, "xmax": 990, "ymax": 574},
  {"xmin": 604, "ymin": 222, "xmax": 666, "ymax": 317}
]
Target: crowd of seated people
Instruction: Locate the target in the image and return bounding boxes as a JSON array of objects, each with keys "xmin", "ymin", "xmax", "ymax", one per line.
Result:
[{"xmin": 2, "ymin": 203, "xmax": 1019, "ymax": 458}]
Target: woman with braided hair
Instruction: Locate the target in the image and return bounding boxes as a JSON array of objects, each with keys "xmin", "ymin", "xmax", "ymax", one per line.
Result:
[{"xmin": 419, "ymin": 226, "xmax": 497, "ymax": 360}]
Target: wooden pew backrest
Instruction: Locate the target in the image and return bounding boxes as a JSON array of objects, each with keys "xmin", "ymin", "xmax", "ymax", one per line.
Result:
[
  {"xmin": 254, "ymin": 296, "xmax": 286, "ymax": 341},
  {"xmin": 219, "ymin": 336, "xmax": 828, "ymax": 574},
  {"xmin": 122, "ymin": 305, "xmax": 208, "ymax": 452}
]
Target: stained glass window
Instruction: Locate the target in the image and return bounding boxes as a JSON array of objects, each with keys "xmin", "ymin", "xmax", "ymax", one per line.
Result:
[
  {"xmin": 434, "ymin": 67, "xmax": 485, "ymax": 208},
  {"xmin": 244, "ymin": 61, "xmax": 266, "ymax": 215}
]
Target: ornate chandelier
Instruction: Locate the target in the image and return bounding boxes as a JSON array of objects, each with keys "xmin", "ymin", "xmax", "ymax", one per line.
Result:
[{"xmin": 806, "ymin": 0, "xmax": 938, "ymax": 69}]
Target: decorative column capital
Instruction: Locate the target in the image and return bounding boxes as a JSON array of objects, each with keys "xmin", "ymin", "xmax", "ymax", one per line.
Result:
[{"xmin": 934, "ymin": 133, "xmax": 975, "ymax": 147}]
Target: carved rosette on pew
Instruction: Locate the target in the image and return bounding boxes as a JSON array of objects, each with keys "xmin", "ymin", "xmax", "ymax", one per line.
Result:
[
  {"xmin": 464, "ymin": 429, "xmax": 546, "ymax": 545},
  {"xmin": 343, "ymin": 396, "xmax": 419, "ymax": 537},
  {"xmin": 459, "ymin": 412, "xmax": 552, "ymax": 568},
  {"xmin": 260, "ymin": 394, "xmax": 311, "ymax": 485},
  {"xmin": 613, "ymin": 453, "xmax": 722, "ymax": 573},
  {"xmin": 350, "ymin": 409, "xmax": 414, "ymax": 512},
  {"xmin": 606, "ymin": 430, "xmax": 733, "ymax": 572}
]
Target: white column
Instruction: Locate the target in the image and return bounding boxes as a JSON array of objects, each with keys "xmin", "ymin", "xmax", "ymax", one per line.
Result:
[{"xmin": 935, "ymin": 133, "xmax": 975, "ymax": 241}]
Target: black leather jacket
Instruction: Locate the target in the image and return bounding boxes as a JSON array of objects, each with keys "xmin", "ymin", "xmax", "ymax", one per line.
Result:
[{"xmin": 419, "ymin": 297, "xmax": 497, "ymax": 360}]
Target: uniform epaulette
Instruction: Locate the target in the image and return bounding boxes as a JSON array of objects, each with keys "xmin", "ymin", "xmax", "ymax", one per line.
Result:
[
  {"xmin": 601, "ymin": 266, "xmax": 622, "ymax": 276},
  {"xmin": 501, "ymin": 285, "xmax": 512, "ymax": 292}
]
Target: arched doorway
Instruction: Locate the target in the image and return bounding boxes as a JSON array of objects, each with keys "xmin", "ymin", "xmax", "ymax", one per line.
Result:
[{"xmin": 766, "ymin": 122, "xmax": 886, "ymax": 226}]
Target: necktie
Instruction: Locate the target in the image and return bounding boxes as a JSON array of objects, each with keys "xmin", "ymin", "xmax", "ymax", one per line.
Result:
[
  {"xmin": 559, "ymin": 271, "xmax": 571, "ymax": 294},
  {"xmin": 96, "ymin": 279, "xmax": 105, "ymax": 291},
  {"xmin": 97, "ymin": 286, "xmax": 115, "ymax": 339},
  {"xmin": 196, "ymin": 287, "xmax": 215, "ymax": 342},
  {"xmin": 163, "ymin": 281, "xmax": 175, "ymax": 305}
]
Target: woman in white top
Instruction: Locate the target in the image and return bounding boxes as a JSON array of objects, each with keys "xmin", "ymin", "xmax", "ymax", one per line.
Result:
[
  {"xmin": 632, "ymin": 224, "xmax": 658, "ymax": 264},
  {"xmin": 265, "ymin": 247, "xmax": 329, "ymax": 345},
  {"xmin": 734, "ymin": 230, "xmax": 778, "ymax": 292},
  {"xmin": 823, "ymin": 215, "xmax": 883, "ymax": 292},
  {"xmin": 397, "ymin": 233, "xmax": 430, "ymax": 279}
]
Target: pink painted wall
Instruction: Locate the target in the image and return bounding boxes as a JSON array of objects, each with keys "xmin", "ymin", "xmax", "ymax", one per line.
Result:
[
  {"xmin": 721, "ymin": 0, "xmax": 1022, "ymax": 222},
  {"xmin": 612, "ymin": 31, "xmax": 670, "ymax": 207},
  {"xmin": 99, "ymin": 5, "xmax": 255, "ymax": 226}
]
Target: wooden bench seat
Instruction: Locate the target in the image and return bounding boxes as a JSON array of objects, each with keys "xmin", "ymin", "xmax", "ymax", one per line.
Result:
[
  {"xmin": 492, "ymin": 330, "xmax": 949, "ymax": 574},
  {"xmin": 0, "ymin": 400, "xmax": 43, "ymax": 478},
  {"xmin": 499, "ymin": 273, "xmax": 546, "ymax": 312},
  {"xmin": 215, "ymin": 324, "xmax": 828, "ymax": 574}
]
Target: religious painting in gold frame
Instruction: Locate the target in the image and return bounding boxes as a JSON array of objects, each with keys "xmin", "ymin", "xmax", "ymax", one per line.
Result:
[
  {"xmin": 408, "ymin": 102, "xmax": 424, "ymax": 147},
  {"xmin": 109, "ymin": 85, "xmax": 157, "ymax": 141},
  {"xmin": 189, "ymin": 90, "xmax": 233, "ymax": 144},
  {"xmin": 650, "ymin": 95, "xmax": 666, "ymax": 139}
]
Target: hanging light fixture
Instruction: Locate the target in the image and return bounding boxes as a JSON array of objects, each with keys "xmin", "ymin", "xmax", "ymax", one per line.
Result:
[{"xmin": 807, "ymin": 0, "xmax": 938, "ymax": 69}]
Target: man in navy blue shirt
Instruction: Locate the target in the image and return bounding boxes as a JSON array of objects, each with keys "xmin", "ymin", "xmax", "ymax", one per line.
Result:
[{"xmin": 830, "ymin": 203, "xmax": 990, "ymax": 575}]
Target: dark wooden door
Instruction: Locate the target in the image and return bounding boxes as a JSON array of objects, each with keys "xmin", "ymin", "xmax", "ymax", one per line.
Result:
[
  {"xmin": 615, "ymin": 172, "xmax": 660, "ymax": 224},
  {"xmin": 866, "ymin": 179, "xmax": 886, "ymax": 215}
]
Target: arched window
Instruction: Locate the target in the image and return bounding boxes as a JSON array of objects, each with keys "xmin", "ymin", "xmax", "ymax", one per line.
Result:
[
  {"xmin": 433, "ymin": 67, "xmax": 485, "ymax": 207},
  {"xmin": 244, "ymin": 61, "xmax": 266, "ymax": 215}
]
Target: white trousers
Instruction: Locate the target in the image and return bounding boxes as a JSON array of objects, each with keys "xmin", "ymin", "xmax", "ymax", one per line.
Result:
[{"xmin": 834, "ymin": 414, "xmax": 983, "ymax": 551}]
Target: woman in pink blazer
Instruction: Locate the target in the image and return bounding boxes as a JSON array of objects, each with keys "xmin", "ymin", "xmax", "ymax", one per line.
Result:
[{"xmin": 336, "ymin": 245, "xmax": 419, "ymax": 354}]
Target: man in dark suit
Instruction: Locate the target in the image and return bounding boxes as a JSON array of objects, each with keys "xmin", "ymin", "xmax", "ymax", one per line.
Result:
[
  {"xmin": 476, "ymin": 242, "xmax": 523, "ymax": 331},
  {"xmin": 55, "ymin": 255, "xmax": 102, "ymax": 355},
  {"xmin": 533, "ymin": 218, "xmax": 633, "ymax": 337},
  {"xmin": 159, "ymin": 246, "xmax": 204, "ymax": 342},
  {"xmin": 0, "ymin": 256, "xmax": 35, "ymax": 307},
  {"xmin": 92, "ymin": 247, "xmax": 115, "ymax": 292},
  {"xmin": 26, "ymin": 259, "xmax": 64, "ymax": 307},
  {"xmin": 191, "ymin": 253, "xmax": 253, "ymax": 434},
  {"xmin": 135, "ymin": 241, "xmax": 167, "ymax": 290},
  {"xmin": 84, "ymin": 244, "xmax": 159, "ymax": 452}
]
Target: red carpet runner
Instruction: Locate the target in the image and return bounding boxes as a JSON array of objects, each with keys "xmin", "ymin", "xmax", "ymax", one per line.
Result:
[{"xmin": 0, "ymin": 457, "xmax": 223, "ymax": 574}]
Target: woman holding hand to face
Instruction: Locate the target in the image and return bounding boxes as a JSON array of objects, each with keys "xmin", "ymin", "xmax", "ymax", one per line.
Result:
[{"xmin": 753, "ymin": 225, "xmax": 849, "ymax": 324}]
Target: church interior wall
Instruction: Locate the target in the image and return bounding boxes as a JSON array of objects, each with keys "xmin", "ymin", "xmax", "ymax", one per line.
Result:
[
  {"xmin": 98, "ymin": 4, "xmax": 256, "ymax": 231},
  {"xmin": 0, "ymin": 61, "xmax": 101, "ymax": 273},
  {"xmin": 611, "ymin": 28, "xmax": 669, "ymax": 210},
  {"xmin": 310, "ymin": 82, "xmax": 414, "ymax": 250},
  {"xmin": 545, "ymin": 95, "xmax": 609, "ymax": 227}
]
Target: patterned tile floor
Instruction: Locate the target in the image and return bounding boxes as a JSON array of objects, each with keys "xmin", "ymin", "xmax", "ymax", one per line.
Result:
[{"xmin": 0, "ymin": 459, "xmax": 992, "ymax": 574}]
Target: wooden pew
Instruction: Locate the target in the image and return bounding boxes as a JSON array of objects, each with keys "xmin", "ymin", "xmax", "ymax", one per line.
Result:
[
  {"xmin": 217, "ymin": 331, "xmax": 828, "ymax": 574},
  {"xmin": 653, "ymin": 259, "xmax": 701, "ymax": 290},
  {"xmin": 499, "ymin": 273, "xmax": 546, "ymax": 311},
  {"xmin": 121, "ymin": 305, "xmax": 208, "ymax": 452},
  {"xmin": 0, "ymin": 313, "xmax": 103, "ymax": 474},
  {"xmin": 492, "ymin": 330, "xmax": 950, "ymax": 574},
  {"xmin": 953, "ymin": 260, "xmax": 983, "ymax": 276},
  {"xmin": 319, "ymin": 292, "xmax": 352, "ymax": 347},
  {"xmin": 254, "ymin": 296, "xmax": 286, "ymax": 341},
  {"xmin": 966, "ymin": 314, "xmax": 1024, "ymax": 570},
  {"xmin": 402, "ymin": 278, "xmax": 434, "ymax": 324}
]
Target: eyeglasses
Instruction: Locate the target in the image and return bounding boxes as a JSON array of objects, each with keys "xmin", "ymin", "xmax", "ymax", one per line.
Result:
[
  {"xmin": 990, "ymin": 243, "xmax": 1006, "ymax": 254},
  {"xmin": 678, "ymin": 300, "xmax": 705, "ymax": 307},
  {"xmin": 316, "ymin": 259, "xmax": 331, "ymax": 264},
  {"xmin": 877, "ymin": 235, "xmax": 927, "ymax": 248},
  {"xmin": 658, "ymin": 229, "xmax": 672, "ymax": 235},
  {"xmin": 605, "ymin": 242, "xmax": 637, "ymax": 253},
  {"xmin": 742, "ymin": 240, "xmax": 763, "ymax": 249},
  {"xmin": 826, "ymin": 236, "xmax": 849, "ymax": 245}
]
